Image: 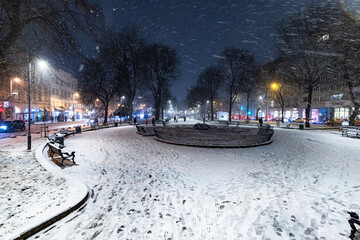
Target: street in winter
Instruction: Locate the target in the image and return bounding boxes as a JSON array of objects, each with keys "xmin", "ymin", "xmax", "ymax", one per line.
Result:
[
  {"xmin": 1, "ymin": 120, "xmax": 360, "ymax": 239},
  {"xmin": 1, "ymin": 0, "xmax": 360, "ymax": 239}
]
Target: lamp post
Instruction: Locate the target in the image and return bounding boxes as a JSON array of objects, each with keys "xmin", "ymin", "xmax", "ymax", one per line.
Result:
[
  {"xmin": 206, "ymin": 100, "xmax": 210, "ymax": 120},
  {"xmin": 27, "ymin": 59, "xmax": 48, "ymax": 150},
  {"xmin": 271, "ymin": 82, "xmax": 285, "ymax": 123},
  {"xmin": 27, "ymin": 62, "xmax": 32, "ymax": 150},
  {"xmin": 119, "ymin": 96, "xmax": 125, "ymax": 124},
  {"xmin": 73, "ymin": 92, "xmax": 79, "ymax": 121}
]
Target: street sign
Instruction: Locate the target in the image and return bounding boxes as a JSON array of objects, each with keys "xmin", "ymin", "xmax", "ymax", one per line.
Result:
[{"xmin": 4, "ymin": 101, "xmax": 9, "ymax": 107}]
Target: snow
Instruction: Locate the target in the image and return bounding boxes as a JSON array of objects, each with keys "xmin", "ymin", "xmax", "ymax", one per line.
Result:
[
  {"xmin": 0, "ymin": 139, "xmax": 70, "ymax": 239},
  {"xmin": 16, "ymin": 124, "xmax": 358, "ymax": 239}
]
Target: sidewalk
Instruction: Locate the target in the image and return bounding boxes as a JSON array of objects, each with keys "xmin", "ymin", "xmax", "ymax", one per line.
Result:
[
  {"xmin": 0, "ymin": 138, "xmax": 71, "ymax": 239},
  {"xmin": 0, "ymin": 120, "xmax": 86, "ymax": 140}
]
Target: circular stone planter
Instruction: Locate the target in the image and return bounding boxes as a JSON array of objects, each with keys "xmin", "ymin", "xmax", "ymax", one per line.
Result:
[{"xmin": 154, "ymin": 125, "xmax": 274, "ymax": 148}]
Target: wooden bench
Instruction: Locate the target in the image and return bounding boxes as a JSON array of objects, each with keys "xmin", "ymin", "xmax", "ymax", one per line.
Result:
[
  {"xmin": 48, "ymin": 143, "xmax": 75, "ymax": 165},
  {"xmin": 342, "ymin": 127, "xmax": 360, "ymax": 139},
  {"xmin": 60, "ymin": 128, "xmax": 75, "ymax": 137},
  {"xmin": 90, "ymin": 123, "xmax": 102, "ymax": 130},
  {"xmin": 47, "ymin": 134, "xmax": 65, "ymax": 147}
]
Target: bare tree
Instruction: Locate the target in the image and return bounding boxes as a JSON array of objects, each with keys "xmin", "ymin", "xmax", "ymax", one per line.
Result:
[
  {"xmin": 276, "ymin": 2, "xmax": 334, "ymax": 127},
  {"xmin": 99, "ymin": 27, "xmax": 145, "ymax": 121},
  {"xmin": 77, "ymin": 59, "xmax": 117, "ymax": 124},
  {"xmin": 197, "ymin": 66, "xmax": 223, "ymax": 120},
  {"xmin": 186, "ymin": 86, "xmax": 206, "ymax": 110},
  {"xmin": 328, "ymin": 9, "xmax": 360, "ymax": 126},
  {"xmin": 0, "ymin": 1, "xmax": 102, "ymax": 56},
  {"xmin": 218, "ymin": 47, "xmax": 256, "ymax": 122},
  {"xmin": 141, "ymin": 43, "xmax": 180, "ymax": 120}
]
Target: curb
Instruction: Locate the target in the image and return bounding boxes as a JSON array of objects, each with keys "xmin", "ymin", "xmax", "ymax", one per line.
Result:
[
  {"xmin": 154, "ymin": 136, "xmax": 273, "ymax": 148},
  {"xmin": 5, "ymin": 142, "xmax": 89, "ymax": 240}
]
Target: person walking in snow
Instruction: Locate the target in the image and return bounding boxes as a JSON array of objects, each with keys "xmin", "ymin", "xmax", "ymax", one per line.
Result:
[
  {"xmin": 152, "ymin": 117, "xmax": 155, "ymax": 126},
  {"xmin": 259, "ymin": 117, "xmax": 263, "ymax": 127},
  {"xmin": 348, "ymin": 211, "xmax": 360, "ymax": 239},
  {"xmin": 133, "ymin": 116, "xmax": 137, "ymax": 126}
]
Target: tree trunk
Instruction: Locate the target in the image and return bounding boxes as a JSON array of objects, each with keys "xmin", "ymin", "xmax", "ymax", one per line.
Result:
[
  {"xmin": 155, "ymin": 98, "xmax": 161, "ymax": 120},
  {"xmin": 344, "ymin": 70, "xmax": 360, "ymax": 126},
  {"xmin": 255, "ymin": 107, "xmax": 260, "ymax": 120},
  {"xmin": 349, "ymin": 105, "xmax": 359, "ymax": 126},
  {"xmin": 281, "ymin": 107, "xmax": 285, "ymax": 123},
  {"xmin": 210, "ymin": 99, "xmax": 214, "ymax": 120},
  {"xmin": 305, "ymin": 87, "xmax": 313, "ymax": 128},
  {"xmin": 246, "ymin": 92, "xmax": 250, "ymax": 123},
  {"xmin": 104, "ymin": 102, "xmax": 109, "ymax": 124},
  {"xmin": 128, "ymin": 98, "xmax": 134, "ymax": 121},
  {"xmin": 228, "ymin": 90, "xmax": 232, "ymax": 122}
]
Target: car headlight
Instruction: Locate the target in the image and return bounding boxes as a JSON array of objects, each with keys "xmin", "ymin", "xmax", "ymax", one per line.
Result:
[{"xmin": 0, "ymin": 126, "xmax": 8, "ymax": 130}]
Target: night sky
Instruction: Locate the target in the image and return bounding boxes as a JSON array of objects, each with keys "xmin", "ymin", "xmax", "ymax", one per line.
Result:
[{"xmin": 97, "ymin": 0, "xmax": 309, "ymax": 100}]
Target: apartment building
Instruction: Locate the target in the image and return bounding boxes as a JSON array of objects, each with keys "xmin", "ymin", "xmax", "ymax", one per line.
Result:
[
  {"xmin": 0, "ymin": 61, "xmax": 84, "ymax": 122},
  {"xmin": 266, "ymin": 80, "xmax": 359, "ymax": 123}
]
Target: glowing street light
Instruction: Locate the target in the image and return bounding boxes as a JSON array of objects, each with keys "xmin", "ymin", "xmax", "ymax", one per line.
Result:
[
  {"xmin": 38, "ymin": 60, "xmax": 48, "ymax": 69},
  {"xmin": 271, "ymin": 83, "xmax": 278, "ymax": 89},
  {"xmin": 27, "ymin": 59, "xmax": 49, "ymax": 150}
]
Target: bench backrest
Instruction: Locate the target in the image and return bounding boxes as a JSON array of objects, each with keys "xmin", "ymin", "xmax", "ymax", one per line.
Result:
[{"xmin": 49, "ymin": 144, "xmax": 62, "ymax": 155}]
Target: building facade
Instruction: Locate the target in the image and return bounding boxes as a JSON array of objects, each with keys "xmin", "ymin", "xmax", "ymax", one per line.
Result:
[{"xmin": 0, "ymin": 62, "xmax": 84, "ymax": 123}]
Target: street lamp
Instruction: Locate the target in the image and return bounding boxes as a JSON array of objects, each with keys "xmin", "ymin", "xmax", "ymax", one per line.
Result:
[
  {"xmin": 73, "ymin": 92, "xmax": 79, "ymax": 121},
  {"xmin": 27, "ymin": 59, "xmax": 48, "ymax": 150},
  {"xmin": 10, "ymin": 77, "xmax": 20, "ymax": 120}
]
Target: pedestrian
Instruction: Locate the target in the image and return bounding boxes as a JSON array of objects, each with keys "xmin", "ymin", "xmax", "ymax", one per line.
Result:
[
  {"xmin": 259, "ymin": 117, "xmax": 263, "ymax": 127},
  {"xmin": 133, "ymin": 116, "xmax": 137, "ymax": 125},
  {"xmin": 65, "ymin": 116, "xmax": 68, "ymax": 122},
  {"xmin": 348, "ymin": 211, "xmax": 360, "ymax": 239},
  {"xmin": 184, "ymin": 115, "xmax": 186, "ymax": 122},
  {"xmin": 152, "ymin": 117, "xmax": 155, "ymax": 126},
  {"xmin": 174, "ymin": 116, "xmax": 176, "ymax": 122},
  {"xmin": 145, "ymin": 119, "xmax": 148, "ymax": 126},
  {"xmin": 51, "ymin": 116, "xmax": 54, "ymax": 123}
]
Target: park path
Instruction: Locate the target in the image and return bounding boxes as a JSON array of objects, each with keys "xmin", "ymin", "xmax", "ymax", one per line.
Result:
[{"xmin": 31, "ymin": 126, "xmax": 360, "ymax": 239}]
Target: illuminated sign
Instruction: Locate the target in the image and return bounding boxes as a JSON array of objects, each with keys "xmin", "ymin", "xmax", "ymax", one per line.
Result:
[{"xmin": 4, "ymin": 101, "xmax": 9, "ymax": 107}]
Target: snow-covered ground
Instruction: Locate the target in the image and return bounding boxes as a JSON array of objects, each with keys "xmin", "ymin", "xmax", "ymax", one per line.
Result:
[
  {"xmin": 20, "ymin": 125, "xmax": 358, "ymax": 240},
  {"xmin": 0, "ymin": 138, "xmax": 69, "ymax": 238}
]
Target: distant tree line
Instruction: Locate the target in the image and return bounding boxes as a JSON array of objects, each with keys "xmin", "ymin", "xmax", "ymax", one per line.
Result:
[
  {"xmin": 77, "ymin": 27, "xmax": 180, "ymax": 123},
  {"xmin": 186, "ymin": 47, "xmax": 256, "ymax": 122},
  {"xmin": 187, "ymin": 1, "xmax": 360, "ymax": 126}
]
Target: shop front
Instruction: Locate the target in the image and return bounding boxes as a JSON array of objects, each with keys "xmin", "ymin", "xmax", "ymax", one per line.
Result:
[{"xmin": 24, "ymin": 108, "xmax": 43, "ymax": 122}]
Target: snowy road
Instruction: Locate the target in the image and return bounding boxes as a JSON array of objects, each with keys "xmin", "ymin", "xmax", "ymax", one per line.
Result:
[{"xmin": 33, "ymin": 126, "xmax": 360, "ymax": 239}]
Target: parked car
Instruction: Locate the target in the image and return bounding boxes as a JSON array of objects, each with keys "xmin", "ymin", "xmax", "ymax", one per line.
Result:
[
  {"xmin": 354, "ymin": 119, "xmax": 360, "ymax": 126},
  {"xmin": 342, "ymin": 120, "xmax": 349, "ymax": 126},
  {"xmin": 326, "ymin": 118, "xmax": 342, "ymax": 126},
  {"xmin": 292, "ymin": 118, "xmax": 304, "ymax": 123},
  {"xmin": 0, "ymin": 120, "xmax": 26, "ymax": 132}
]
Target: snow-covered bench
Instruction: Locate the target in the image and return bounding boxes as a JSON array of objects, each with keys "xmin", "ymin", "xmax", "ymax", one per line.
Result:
[
  {"xmin": 59, "ymin": 128, "xmax": 75, "ymax": 137},
  {"xmin": 48, "ymin": 143, "xmax": 75, "ymax": 165},
  {"xmin": 90, "ymin": 123, "xmax": 101, "ymax": 130}
]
